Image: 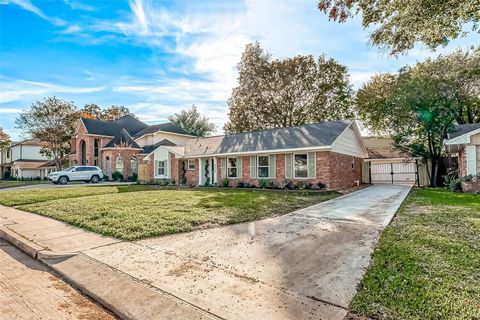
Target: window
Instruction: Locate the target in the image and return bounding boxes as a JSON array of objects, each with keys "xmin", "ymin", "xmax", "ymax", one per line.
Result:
[
  {"xmin": 131, "ymin": 157, "xmax": 138, "ymax": 174},
  {"xmin": 94, "ymin": 139, "xmax": 99, "ymax": 157},
  {"xmin": 294, "ymin": 154, "xmax": 308, "ymax": 178},
  {"xmin": 227, "ymin": 157, "xmax": 238, "ymax": 178},
  {"xmin": 115, "ymin": 156, "xmax": 123, "ymax": 172},
  {"xmin": 157, "ymin": 161, "xmax": 165, "ymax": 176},
  {"xmin": 257, "ymin": 155, "xmax": 269, "ymax": 178},
  {"xmin": 188, "ymin": 160, "xmax": 195, "ymax": 170}
]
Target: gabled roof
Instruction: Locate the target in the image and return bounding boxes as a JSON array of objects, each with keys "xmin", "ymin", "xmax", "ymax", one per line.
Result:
[
  {"xmin": 133, "ymin": 123, "xmax": 190, "ymax": 138},
  {"xmin": 448, "ymin": 123, "xmax": 480, "ymax": 139},
  {"xmin": 104, "ymin": 129, "xmax": 141, "ymax": 149},
  {"xmin": 141, "ymin": 139, "xmax": 176, "ymax": 154},
  {"xmin": 80, "ymin": 115, "xmax": 189, "ymax": 139},
  {"xmin": 183, "ymin": 120, "xmax": 351, "ymax": 157},
  {"xmin": 81, "ymin": 115, "xmax": 148, "ymax": 137},
  {"xmin": 10, "ymin": 138, "xmax": 47, "ymax": 147}
]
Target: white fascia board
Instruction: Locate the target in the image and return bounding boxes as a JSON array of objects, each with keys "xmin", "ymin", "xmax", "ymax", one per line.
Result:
[{"xmin": 445, "ymin": 128, "xmax": 480, "ymax": 145}]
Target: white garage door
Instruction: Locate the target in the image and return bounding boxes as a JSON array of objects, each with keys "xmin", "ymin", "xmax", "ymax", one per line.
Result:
[{"xmin": 370, "ymin": 162, "xmax": 417, "ymax": 185}]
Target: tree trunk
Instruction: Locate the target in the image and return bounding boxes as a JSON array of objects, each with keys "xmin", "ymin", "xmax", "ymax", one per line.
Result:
[
  {"xmin": 429, "ymin": 158, "xmax": 440, "ymax": 187},
  {"xmin": 55, "ymin": 157, "xmax": 62, "ymax": 171}
]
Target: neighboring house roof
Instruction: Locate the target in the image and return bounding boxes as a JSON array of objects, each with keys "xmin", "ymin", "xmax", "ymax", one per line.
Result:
[
  {"xmin": 445, "ymin": 123, "xmax": 480, "ymax": 147},
  {"xmin": 12, "ymin": 160, "xmax": 53, "ymax": 169},
  {"xmin": 161, "ymin": 120, "xmax": 352, "ymax": 158},
  {"xmin": 448, "ymin": 123, "xmax": 480, "ymax": 139},
  {"xmin": 104, "ymin": 129, "xmax": 142, "ymax": 149},
  {"xmin": 141, "ymin": 139, "xmax": 176, "ymax": 154},
  {"xmin": 10, "ymin": 138, "xmax": 47, "ymax": 147},
  {"xmin": 80, "ymin": 115, "xmax": 189, "ymax": 139},
  {"xmin": 133, "ymin": 123, "xmax": 190, "ymax": 138},
  {"xmin": 38, "ymin": 160, "xmax": 57, "ymax": 168},
  {"xmin": 362, "ymin": 137, "xmax": 404, "ymax": 159}
]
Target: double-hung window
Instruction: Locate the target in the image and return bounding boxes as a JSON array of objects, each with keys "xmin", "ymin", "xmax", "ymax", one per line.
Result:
[
  {"xmin": 188, "ymin": 160, "xmax": 195, "ymax": 170},
  {"xmin": 227, "ymin": 157, "xmax": 238, "ymax": 178},
  {"xmin": 257, "ymin": 155, "xmax": 269, "ymax": 178},
  {"xmin": 294, "ymin": 154, "xmax": 308, "ymax": 178},
  {"xmin": 157, "ymin": 161, "xmax": 166, "ymax": 176}
]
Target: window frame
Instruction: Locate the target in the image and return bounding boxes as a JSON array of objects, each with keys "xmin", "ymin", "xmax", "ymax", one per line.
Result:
[
  {"xmin": 188, "ymin": 159, "xmax": 195, "ymax": 171},
  {"xmin": 293, "ymin": 153, "xmax": 309, "ymax": 179},
  {"xmin": 157, "ymin": 160, "xmax": 166, "ymax": 176},
  {"xmin": 227, "ymin": 157, "xmax": 238, "ymax": 178},
  {"xmin": 257, "ymin": 155, "xmax": 269, "ymax": 178}
]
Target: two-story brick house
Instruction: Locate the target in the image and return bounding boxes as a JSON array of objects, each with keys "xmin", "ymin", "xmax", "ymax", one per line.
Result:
[{"xmin": 70, "ymin": 116, "xmax": 367, "ymax": 189}]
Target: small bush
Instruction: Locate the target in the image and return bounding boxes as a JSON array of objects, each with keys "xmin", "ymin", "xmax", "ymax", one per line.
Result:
[
  {"xmin": 259, "ymin": 179, "xmax": 268, "ymax": 189},
  {"xmin": 316, "ymin": 182, "xmax": 326, "ymax": 190},
  {"xmin": 112, "ymin": 171, "xmax": 123, "ymax": 181},
  {"xmin": 448, "ymin": 178, "xmax": 461, "ymax": 192},
  {"xmin": 461, "ymin": 174, "xmax": 475, "ymax": 182},
  {"xmin": 153, "ymin": 179, "xmax": 174, "ymax": 186},
  {"xmin": 284, "ymin": 180, "xmax": 295, "ymax": 190},
  {"xmin": 294, "ymin": 181, "xmax": 307, "ymax": 190},
  {"xmin": 221, "ymin": 178, "xmax": 230, "ymax": 187},
  {"xmin": 236, "ymin": 181, "xmax": 251, "ymax": 188}
]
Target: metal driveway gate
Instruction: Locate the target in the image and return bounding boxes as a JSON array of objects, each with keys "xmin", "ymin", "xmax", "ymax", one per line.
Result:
[{"xmin": 370, "ymin": 162, "xmax": 417, "ymax": 185}]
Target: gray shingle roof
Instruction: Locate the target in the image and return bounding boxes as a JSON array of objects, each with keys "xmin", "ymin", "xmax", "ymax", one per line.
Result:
[
  {"xmin": 141, "ymin": 139, "xmax": 176, "ymax": 154},
  {"xmin": 184, "ymin": 120, "xmax": 351, "ymax": 156},
  {"xmin": 133, "ymin": 123, "xmax": 190, "ymax": 138},
  {"xmin": 104, "ymin": 129, "xmax": 141, "ymax": 149},
  {"xmin": 448, "ymin": 123, "xmax": 480, "ymax": 139}
]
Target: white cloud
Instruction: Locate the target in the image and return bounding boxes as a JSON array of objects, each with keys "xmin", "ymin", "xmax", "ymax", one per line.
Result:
[
  {"xmin": 0, "ymin": 108, "xmax": 23, "ymax": 113},
  {"xmin": 2, "ymin": 0, "xmax": 66, "ymax": 26},
  {"xmin": 0, "ymin": 78, "xmax": 105, "ymax": 103}
]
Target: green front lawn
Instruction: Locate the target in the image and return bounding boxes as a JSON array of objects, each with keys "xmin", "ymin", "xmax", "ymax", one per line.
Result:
[
  {"xmin": 350, "ymin": 188, "xmax": 480, "ymax": 319},
  {"xmin": 0, "ymin": 186, "xmax": 119, "ymax": 206},
  {"xmin": 0, "ymin": 180, "xmax": 49, "ymax": 189},
  {"xmin": 5, "ymin": 186, "xmax": 338, "ymax": 240}
]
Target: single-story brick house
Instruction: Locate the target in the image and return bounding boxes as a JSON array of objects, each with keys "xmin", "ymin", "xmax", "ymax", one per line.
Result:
[
  {"xmin": 70, "ymin": 115, "xmax": 367, "ymax": 189},
  {"xmin": 445, "ymin": 123, "xmax": 480, "ymax": 177}
]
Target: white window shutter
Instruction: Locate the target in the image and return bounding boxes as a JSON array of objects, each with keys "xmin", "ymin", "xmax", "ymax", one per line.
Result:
[
  {"xmin": 250, "ymin": 156, "xmax": 257, "ymax": 179},
  {"xmin": 285, "ymin": 154, "xmax": 293, "ymax": 179},
  {"xmin": 307, "ymin": 152, "xmax": 316, "ymax": 179},
  {"xmin": 269, "ymin": 155, "xmax": 276, "ymax": 179},
  {"xmin": 466, "ymin": 145, "xmax": 477, "ymax": 175},
  {"xmin": 237, "ymin": 157, "xmax": 242, "ymax": 178},
  {"xmin": 154, "ymin": 160, "xmax": 158, "ymax": 176},
  {"xmin": 220, "ymin": 157, "xmax": 226, "ymax": 178}
]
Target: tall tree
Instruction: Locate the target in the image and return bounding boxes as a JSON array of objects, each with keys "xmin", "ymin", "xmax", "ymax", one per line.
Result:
[
  {"xmin": 225, "ymin": 42, "xmax": 353, "ymax": 133},
  {"xmin": 100, "ymin": 105, "xmax": 134, "ymax": 121},
  {"xmin": 355, "ymin": 50, "xmax": 480, "ymax": 186},
  {"xmin": 79, "ymin": 104, "xmax": 135, "ymax": 121},
  {"xmin": 169, "ymin": 105, "xmax": 216, "ymax": 137},
  {"xmin": 15, "ymin": 97, "xmax": 78, "ymax": 170},
  {"xmin": 318, "ymin": 0, "xmax": 480, "ymax": 55},
  {"xmin": 0, "ymin": 127, "xmax": 11, "ymax": 150}
]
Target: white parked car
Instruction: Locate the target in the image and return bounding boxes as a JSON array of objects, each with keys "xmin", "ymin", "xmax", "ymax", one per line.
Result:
[{"xmin": 48, "ymin": 166, "xmax": 104, "ymax": 185}]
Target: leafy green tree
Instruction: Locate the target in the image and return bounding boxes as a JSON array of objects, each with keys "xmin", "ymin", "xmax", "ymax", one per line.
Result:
[
  {"xmin": 169, "ymin": 105, "xmax": 216, "ymax": 137},
  {"xmin": 318, "ymin": 0, "xmax": 480, "ymax": 55},
  {"xmin": 79, "ymin": 104, "xmax": 134, "ymax": 121},
  {"xmin": 0, "ymin": 127, "xmax": 11, "ymax": 150},
  {"xmin": 225, "ymin": 42, "xmax": 353, "ymax": 133},
  {"xmin": 357, "ymin": 65, "xmax": 466, "ymax": 186},
  {"xmin": 15, "ymin": 97, "xmax": 78, "ymax": 170}
]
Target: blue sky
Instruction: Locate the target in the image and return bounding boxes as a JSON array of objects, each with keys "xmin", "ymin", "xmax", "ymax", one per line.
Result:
[{"xmin": 0, "ymin": 0, "xmax": 478, "ymax": 140}]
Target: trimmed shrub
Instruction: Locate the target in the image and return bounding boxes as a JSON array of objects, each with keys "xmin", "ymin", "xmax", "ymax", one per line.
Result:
[
  {"xmin": 221, "ymin": 178, "xmax": 230, "ymax": 187},
  {"xmin": 112, "ymin": 171, "xmax": 123, "ymax": 181}
]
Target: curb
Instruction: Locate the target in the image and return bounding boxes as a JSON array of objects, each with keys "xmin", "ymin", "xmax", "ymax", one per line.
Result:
[{"xmin": 0, "ymin": 226, "xmax": 44, "ymax": 258}]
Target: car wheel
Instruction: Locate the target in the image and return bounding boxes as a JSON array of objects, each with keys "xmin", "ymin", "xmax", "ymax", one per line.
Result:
[
  {"xmin": 90, "ymin": 175, "xmax": 100, "ymax": 183},
  {"xmin": 58, "ymin": 176, "xmax": 69, "ymax": 185}
]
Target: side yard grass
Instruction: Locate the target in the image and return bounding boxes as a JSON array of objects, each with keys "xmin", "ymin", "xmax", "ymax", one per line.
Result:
[
  {"xmin": 350, "ymin": 188, "xmax": 480, "ymax": 320},
  {"xmin": 2, "ymin": 186, "xmax": 338, "ymax": 240},
  {"xmin": 0, "ymin": 186, "xmax": 119, "ymax": 206},
  {"xmin": 0, "ymin": 180, "xmax": 49, "ymax": 189}
]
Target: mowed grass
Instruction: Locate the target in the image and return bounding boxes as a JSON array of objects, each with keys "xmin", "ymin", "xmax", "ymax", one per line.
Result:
[
  {"xmin": 17, "ymin": 188, "xmax": 338, "ymax": 240},
  {"xmin": 0, "ymin": 180, "xmax": 49, "ymax": 189},
  {"xmin": 350, "ymin": 188, "xmax": 480, "ymax": 320},
  {"xmin": 0, "ymin": 186, "xmax": 119, "ymax": 206}
]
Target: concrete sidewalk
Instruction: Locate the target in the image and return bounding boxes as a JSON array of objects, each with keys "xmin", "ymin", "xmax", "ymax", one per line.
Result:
[
  {"xmin": 0, "ymin": 205, "xmax": 218, "ymax": 320},
  {"xmin": 0, "ymin": 185, "xmax": 411, "ymax": 320}
]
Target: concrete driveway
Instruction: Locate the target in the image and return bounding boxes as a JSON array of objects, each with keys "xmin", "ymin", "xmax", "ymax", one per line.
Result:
[{"xmin": 83, "ymin": 184, "xmax": 411, "ymax": 320}]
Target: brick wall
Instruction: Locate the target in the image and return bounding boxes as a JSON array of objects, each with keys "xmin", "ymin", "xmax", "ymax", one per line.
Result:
[
  {"xmin": 184, "ymin": 159, "xmax": 199, "ymax": 186},
  {"xmin": 204, "ymin": 151, "xmax": 363, "ymax": 190}
]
